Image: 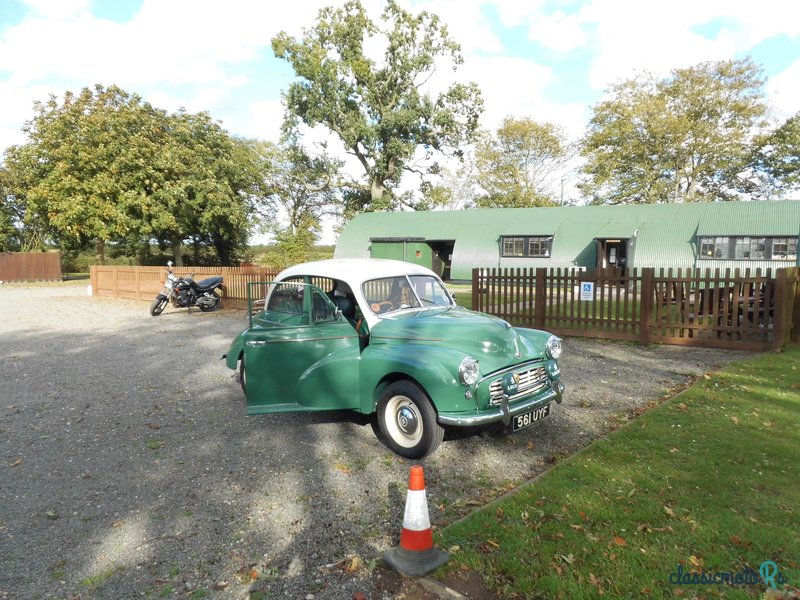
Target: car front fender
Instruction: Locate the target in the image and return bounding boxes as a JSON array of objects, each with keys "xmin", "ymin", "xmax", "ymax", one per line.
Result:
[{"xmin": 359, "ymin": 344, "xmax": 476, "ymax": 415}]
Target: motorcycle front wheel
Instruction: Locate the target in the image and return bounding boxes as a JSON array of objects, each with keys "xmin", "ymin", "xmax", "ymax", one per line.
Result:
[
  {"xmin": 150, "ymin": 295, "xmax": 168, "ymax": 316},
  {"xmin": 199, "ymin": 291, "xmax": 221, "ymax": 312}
]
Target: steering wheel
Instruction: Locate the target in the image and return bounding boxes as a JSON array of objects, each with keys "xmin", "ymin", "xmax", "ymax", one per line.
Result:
[{"xmin": 370, "ymin": 300, "xmax": 395, "ymax": 314}]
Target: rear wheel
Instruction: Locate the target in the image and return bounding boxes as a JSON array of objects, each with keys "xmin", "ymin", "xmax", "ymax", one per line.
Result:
[
  {"xmin": 199, "ymin": 291, "xmax": 221, "ymax": 312},
  {"xmin": 150, "ymin": 296, "xmax": 168, "ymax": 316},
  {"xmin": 376, "ymin": 381, "xmax": 444, "ymax": 459}
]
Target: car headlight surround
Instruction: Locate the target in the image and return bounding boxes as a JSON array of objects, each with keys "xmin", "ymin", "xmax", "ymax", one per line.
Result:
[
  {"xmin": 458, "ymin": 356, "xmax": 480, "ymax": 386},
  {"xmin": 546, "ymin": 335, "xmax": 562, "ymax": 360}
]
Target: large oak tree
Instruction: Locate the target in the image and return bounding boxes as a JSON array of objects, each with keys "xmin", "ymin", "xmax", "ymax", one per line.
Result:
[{"xmin": 272, "ymin": 0, "xmax": 483, "ymax": 216}]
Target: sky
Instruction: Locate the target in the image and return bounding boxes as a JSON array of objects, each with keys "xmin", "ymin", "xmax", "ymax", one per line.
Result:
[{"xmin": 1, "ymin": 0, "xmax": 799, "ymax": 242}]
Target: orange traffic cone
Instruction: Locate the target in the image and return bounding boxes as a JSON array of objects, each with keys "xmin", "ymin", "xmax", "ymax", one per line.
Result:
[{"xmin": 384, "ymin": 465, "xmax": 449, "ymax": 577}]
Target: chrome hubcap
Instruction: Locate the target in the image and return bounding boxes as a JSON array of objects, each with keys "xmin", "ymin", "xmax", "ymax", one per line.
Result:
[{"xmin": 396, "ymin": 405, "xmax": 418, "ymax": 436}]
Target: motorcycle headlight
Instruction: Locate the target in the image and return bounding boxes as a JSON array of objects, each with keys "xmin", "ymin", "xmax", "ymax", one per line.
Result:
[
  {"xmin": 458, "ymin": 356, "xmax": 480, "ymax": 386},
  {"xmin": 546, "ymin": 335, "xmax": 562, "ymax": 360}
]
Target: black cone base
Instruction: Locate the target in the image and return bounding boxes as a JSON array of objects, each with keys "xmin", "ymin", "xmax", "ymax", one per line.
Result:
[{"xmin": 383, "ymin": 545, "xmax": 449, "ymax": 577}]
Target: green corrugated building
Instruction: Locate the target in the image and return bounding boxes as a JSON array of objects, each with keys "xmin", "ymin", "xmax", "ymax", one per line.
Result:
[{"xmin": 334, "ymin": 201, "xmax": 800, "ymax": 281}]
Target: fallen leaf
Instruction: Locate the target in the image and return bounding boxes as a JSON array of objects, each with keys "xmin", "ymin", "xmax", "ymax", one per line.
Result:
[
  {"xmin": 486, "ymin": 540, "xmax": 500, "ymax": 549},
  {"xmin": 669, "ymin": 447, "xmax": 679, "ymax": 453},
  {"xmin": 10, "ymin": 458, "xmax": 22, "ymax": 467},
  {"xmin": 663, "ymin": 505, "xmax": 675, "ymax": 517},
  {"xmin": 689, "ymin": 555, "xmax": 703, "ymax": 570},
  {"xmin": 677, "ymin": 403, "xmax": 688, "ymax": 411},
  {"xmin": 731, "ymin": 416, "xmax": 740, "ymax": 425},
  {"xmin": 347, "ymin": 555, "xmax": 363, "ymax": 572},
  {"xmin": 729, "ymin": 535, "xmax": 743, "ymax": 546},
  {"xmin": 612, "ymin": 536, "xmax": 627, "ymax": 547},
  {"xmin": 448, "ymin": 545, "xmax": 461, "ymax": 553},
  {"xmin": 570, "ymin": 524, "xmax": 584, "ymax": 532},
  {"xmin": 527, "ymin": 441, "xmax": 535, "ymax": 450},
  {"xmin": 560, "ymin": 554, "xmax": 575, "ymax": 565},
  {"xmin": 46, "ymin": 510, "xmax": 58, "ymax": 520},
  {"xmin": 579, "ymin": 511, "xmax": 588, "ymax": 520},
  {"xmin": 763, "ymin": 421, "xmax": 773, "ymax": 428}
]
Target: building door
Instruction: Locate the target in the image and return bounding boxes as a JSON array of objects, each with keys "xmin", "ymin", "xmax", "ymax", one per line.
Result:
[{"xmin": 595, "ymin": 239, "xmax": 628, "ymax": 271}]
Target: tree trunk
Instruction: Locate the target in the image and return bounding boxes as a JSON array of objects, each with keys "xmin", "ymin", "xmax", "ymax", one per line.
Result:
[
  {"xmin": 171, "ymin": 236, "xmax": 183, "ymax": 267},
  {"xmin": 95, "ymin": 240, "xmax": 106, "ymax": 265}
]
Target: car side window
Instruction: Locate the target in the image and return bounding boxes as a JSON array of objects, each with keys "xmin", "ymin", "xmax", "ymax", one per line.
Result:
[
  {"xmin": 266, "ymin": 283, "xmax": 304, "ymax": 314},
  {"xmin": 311, "ymin": 288, "xmax": 338, "ymax": 323}
]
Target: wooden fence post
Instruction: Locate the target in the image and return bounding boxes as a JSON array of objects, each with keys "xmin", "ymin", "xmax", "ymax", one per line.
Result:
[
  {"xmin": 471, "ymin": 268, "xmax": 479, "ymax": 312},
  {"xmin": 640, "ymin": 268, "xmax": 654, "ymax": 345},
  {"xmin": 787, "ymin": 267, "xmax": 800, "ymax": 344},
  {"xmin": 772, "ymin": 268, "xmax": 787, "ymax": 351},
  {"xmin": 534, "ymin": 268, "xmax": 547, "ymax": 330}
]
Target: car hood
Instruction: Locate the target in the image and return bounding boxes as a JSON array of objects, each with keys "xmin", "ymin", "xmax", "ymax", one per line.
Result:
[{"xmin": 369, "ymin": 306, "xmax": 550, "ymax": 373}]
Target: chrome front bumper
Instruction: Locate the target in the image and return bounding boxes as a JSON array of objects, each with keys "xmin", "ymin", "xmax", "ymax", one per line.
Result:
[{"xmin": 437, "ymin": 380, "xmax": 565, "ymax": 427}]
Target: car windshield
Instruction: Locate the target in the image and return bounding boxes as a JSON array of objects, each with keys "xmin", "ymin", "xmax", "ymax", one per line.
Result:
[{"xmin": 362, "ymin": 275, "xmax": 453, "ymax": 315}]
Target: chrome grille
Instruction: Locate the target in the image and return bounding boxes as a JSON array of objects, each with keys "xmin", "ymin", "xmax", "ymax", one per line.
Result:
[{"xmin": 489, "ymin": 366, "xmax": 548, "ymax": 405}]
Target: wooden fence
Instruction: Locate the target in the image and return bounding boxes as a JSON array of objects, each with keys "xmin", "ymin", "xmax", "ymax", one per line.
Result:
[
  {"xmin": 0, "ymin": 251, "xmax": 61, "ymax": 282},
  {"xmin": 89, "ymin": 265, "xmax": 279, "ymax": 309},
  {"xmin": 472, "ymin": 267, "xmax": 800, "ymax": 351}
]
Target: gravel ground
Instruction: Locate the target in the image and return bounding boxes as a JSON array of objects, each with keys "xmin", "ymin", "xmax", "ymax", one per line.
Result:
[{"xmin": 0, "ymin": 284, "xmax": 755, "ymax": 599}]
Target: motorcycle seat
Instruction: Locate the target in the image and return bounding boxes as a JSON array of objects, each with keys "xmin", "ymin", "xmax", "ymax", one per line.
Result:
[{"xmin": 196, "ymin": 276, "xmax": 223, "ymax": 291}]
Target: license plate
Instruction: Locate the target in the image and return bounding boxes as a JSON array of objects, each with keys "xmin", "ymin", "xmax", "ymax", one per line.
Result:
[{"xmin": 512, "ymin": 404, "xmax": 550, "ymax": 431}]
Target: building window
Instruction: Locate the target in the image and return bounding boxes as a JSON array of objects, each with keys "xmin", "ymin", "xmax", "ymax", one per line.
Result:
[
  {"xmin": 734, "ymin": 237, "xmax": 766, "ymax": 260},
  {"xmin": 699, "ymin": 236, "xmax": 730, "ymax": 259},
  {"xmin": 528, "ymin": 236, "xmax": 552, "ymax": 257},
  {"xmin": 700, "ymin": 236, "xmax": 798, "ymax": 260},
  {"xmin": 502, "ymin": 237, "xmax": 525, "ymax": 257},
  {"xmin": 772, "ymin": 237, "xmax": 798, "ymax": 260},
  {"xmin": 500, "ymin": 236, "xmax": 553, "ymax": 258}
]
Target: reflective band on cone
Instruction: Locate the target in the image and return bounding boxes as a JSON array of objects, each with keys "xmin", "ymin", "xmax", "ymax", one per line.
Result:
[{"xmin": 384, "ymin": 465, "xmax": 449, "ymax": 577}]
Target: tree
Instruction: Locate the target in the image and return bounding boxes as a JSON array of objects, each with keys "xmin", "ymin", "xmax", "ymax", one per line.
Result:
[
  {"xmin": 752, "ymin": 111, "xmax": 800, "ymax": 197},
  {"xmin": 474, "ymin": 117, "xmax": 575, "ymax": 207},
  {"xmin": 3, "ymin": 85, "xmax": 263, "ymax": 265},
  {"xmin": 272, "ymin": 0, "xmax": 483, "ymax": 215},
  {"xmin": 580, "ymin": 58, "xmax": 768, "ymax": 204}
]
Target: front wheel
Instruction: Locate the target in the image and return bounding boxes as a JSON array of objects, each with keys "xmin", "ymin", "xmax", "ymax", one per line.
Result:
[
  {"xmin": 150, "ymin": 295, "xmax": 168, "ymax": 316},
  {"xmin": 376, "ymin": 381, "xmax": 444, "ymax": 459},
  {"xmin": 238, "ymin": 356, "xmax": 246, "ymax": 393}
]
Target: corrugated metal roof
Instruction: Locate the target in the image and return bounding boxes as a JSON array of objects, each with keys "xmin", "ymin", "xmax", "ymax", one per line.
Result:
[{"xmin": 334, "ymin": 201, "xmax": 800, "ymax": 279}]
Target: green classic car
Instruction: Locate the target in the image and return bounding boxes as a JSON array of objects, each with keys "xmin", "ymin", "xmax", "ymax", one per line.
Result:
[{"xmin": 225, "ymin": 259, "xmax": 564, "ymax": 459}]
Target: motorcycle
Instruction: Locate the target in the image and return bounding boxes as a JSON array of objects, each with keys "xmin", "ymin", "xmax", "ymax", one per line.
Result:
[{"xmin": 149, "ymin": 261, "xmax": 224, "ymax": 316}]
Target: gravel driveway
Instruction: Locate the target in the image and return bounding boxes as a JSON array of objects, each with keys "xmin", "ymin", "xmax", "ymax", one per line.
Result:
[{"xmin": 0, "ymin": 284, "xmax": 753, "ymax": 599}]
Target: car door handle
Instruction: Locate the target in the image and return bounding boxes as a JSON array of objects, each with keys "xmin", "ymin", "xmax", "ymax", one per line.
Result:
[{"xmin": 246, "ymin": 340, "xmax": 266, "ymax": 347}]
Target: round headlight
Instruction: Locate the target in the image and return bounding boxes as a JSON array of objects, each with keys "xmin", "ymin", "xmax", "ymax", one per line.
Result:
[
  {"xmin": 546, "ymin": 336, "xmax": 562, "ymax": 360},
  {"xmin": 458, "ymin": 356, "xmax": 480, "ymax": 386}
]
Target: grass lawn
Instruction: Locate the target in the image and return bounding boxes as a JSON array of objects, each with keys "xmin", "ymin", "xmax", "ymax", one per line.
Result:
[{"xmin": 436, "ymin": 345, "xmax": 800, "ymax": 598}]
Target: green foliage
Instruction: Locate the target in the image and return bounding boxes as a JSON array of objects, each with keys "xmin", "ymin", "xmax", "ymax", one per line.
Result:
[
  {"xmin": 752, "ymin": 111, "xmax": 800, "ymax": 197},
  {"xmin": 254, "ymin": 243, "xmax": 334, "ymax": 270},
  {"xmin": 3, "ymin": 85, "xmax": 264, "ymax": 265},
  {"xmin": 273, "ymin": 0, "xmax": 483, "ymax": 213},
  {"xmin": 257, "ymin": 138, "xmax": 340, "ymax": 240},
  {"xmin": 580, "ymin": 58, "xmax": 768, "ymax": 204},
  {"xmin": 474, "ymin": 117, "xmax": 573, "ymax": 207}
]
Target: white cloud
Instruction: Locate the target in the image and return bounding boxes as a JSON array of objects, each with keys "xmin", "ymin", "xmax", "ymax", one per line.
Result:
[
  {"xmin": 767, "ymin": 59, "xmax": 800, "ymax": 121},
  {"xmin": 526, "ymin": 10, "xmax": 587, "ymax": 54}
]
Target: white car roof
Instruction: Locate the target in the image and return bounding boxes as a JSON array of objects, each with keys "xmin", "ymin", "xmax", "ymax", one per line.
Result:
[
  {"xmin": 273, "ymin": 259, "xmax": 446, "ymax": 329},
  {"xmin": 275, "ymin": 258, "xmax": 439, "ymax": 286}
]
